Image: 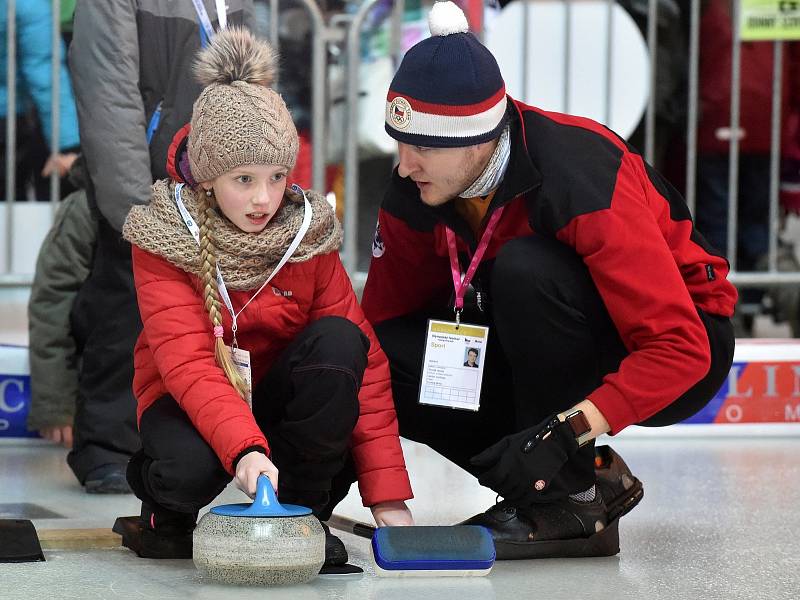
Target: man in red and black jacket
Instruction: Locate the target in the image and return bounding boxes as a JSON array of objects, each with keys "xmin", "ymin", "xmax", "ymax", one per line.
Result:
[{"xmin": 362, "ymin": 1, "xmax": 737, "ymax": 559}]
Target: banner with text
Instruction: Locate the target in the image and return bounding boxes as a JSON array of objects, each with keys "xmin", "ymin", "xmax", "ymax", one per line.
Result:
[{"xmin": 741, "ymin": 0, "xmax": 800, "ymax": 41}]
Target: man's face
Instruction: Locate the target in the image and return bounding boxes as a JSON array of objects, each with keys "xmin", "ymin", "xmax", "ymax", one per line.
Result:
[
  {"xmin": 467, "ymin": 350, "xmax": 478, "ymax": 364},
  {"xmin": 396, "ymin": 140, "xmax": 496, "ymax": 206}
]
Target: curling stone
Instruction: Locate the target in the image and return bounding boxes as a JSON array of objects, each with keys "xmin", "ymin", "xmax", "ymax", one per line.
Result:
[{"xmin": 193, "ymin": 475, "xmax": 325, "ymax": 585}]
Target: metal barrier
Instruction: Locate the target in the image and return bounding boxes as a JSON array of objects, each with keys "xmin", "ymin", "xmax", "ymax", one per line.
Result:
[
  {"xmin": 3, "ymin": 0, "xmax": 64, "ymax": 285},
  {"xmin": 2, "ymin": 0, "xmax": 799, "ymax": 297},
  {"xmin": 340, "ymin": 0, "xmax": 800, "ymax": 292},
  {"xmin": 0, "ymin": 0, "xmax": 327, "ymax": 286}
]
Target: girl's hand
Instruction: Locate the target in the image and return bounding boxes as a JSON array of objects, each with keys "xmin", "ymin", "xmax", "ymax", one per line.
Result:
[
  {"xmin": 371, "ymin": 500, "xmax": 414, "ymax": 527},
  {"xmin": 234, "ymin": 451, "xmax": 278, "ymax": 498}
]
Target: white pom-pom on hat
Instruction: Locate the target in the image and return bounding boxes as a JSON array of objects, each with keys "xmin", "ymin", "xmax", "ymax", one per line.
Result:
[{"xmin": 428, "ymin": 1, "xmax": 469, "ymax": 37}]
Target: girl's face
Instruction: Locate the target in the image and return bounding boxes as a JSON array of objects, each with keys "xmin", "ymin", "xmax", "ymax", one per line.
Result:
[{"xmin": 201, "ymin": 164, "xmax": 288, "ymax": 233}]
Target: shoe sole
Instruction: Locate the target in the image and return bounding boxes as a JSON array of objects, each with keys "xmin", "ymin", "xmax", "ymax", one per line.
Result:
[
  {"xmin": 604, "ymin": 476, "xmax": 644, "ymax": 522},
  {"xmin": 494, "ymin": 516, "xmax": 620, "ymax": 560},
  {"xmin": 86, "ymin": 485, "xmax": 133, "ymax": 494},
  {"xmin": 86, "ymin": 479, "xmax": 133, "ymax": 494},
  {"xmin": 112, "ymin": 517, "xmax": 143, "ymax": 555},
  {"xmin": 112, "ymin": 517, "xmax": 193, "ymax": 559}
]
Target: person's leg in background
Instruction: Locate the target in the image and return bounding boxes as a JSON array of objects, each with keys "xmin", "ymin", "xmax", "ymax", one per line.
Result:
[
  {"xmin": 695, "ymin": 155, "xmax": 731, "ymax": 256},
  {"xmin": 696, "ymin": 153, "xmax": 768, "ymax": 332},
  {"xmin": 0, "ymin": 114, "xmax": 43, "ymax": 202},
  {"xmin": 67, "ymin": 216, "xmax": 142, "ymax": 492},
  {"xmin": 736, "ymin": 155, "xmax": 770, "ymax": 274}
]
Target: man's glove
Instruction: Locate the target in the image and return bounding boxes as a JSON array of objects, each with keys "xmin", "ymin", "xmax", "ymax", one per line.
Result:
[{"xmin": 469, "ymin": 413, "xmax": 582, "ymax": 505}]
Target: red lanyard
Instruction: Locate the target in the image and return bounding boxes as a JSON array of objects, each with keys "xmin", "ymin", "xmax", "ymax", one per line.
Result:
[{"xmin": 445, "ymin": 205, "xmax": 505, "ymax": 324}]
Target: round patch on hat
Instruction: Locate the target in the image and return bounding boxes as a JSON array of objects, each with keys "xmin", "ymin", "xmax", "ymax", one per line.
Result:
[{"xmin": 389, "ymin": 97, "xmax": 413, "ymax": 130}]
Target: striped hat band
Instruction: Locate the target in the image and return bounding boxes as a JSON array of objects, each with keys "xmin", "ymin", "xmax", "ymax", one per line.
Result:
[{"xmin": 385, "ymin": 88, "xmax": 508, "ymax": 148}]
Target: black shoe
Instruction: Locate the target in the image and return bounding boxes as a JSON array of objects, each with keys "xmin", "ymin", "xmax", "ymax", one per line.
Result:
[
  {"xmin": 321, "ymin": 522, "xmax": 348, "ymax": 565},
  {"xmin": 85, "ymin": 464, "xmax": 132, "ymax": 494},
  {"xmin": 462, "ymin": 445, "xmax": 643, "ymax": 560},
  {"xmin": 319, "ymin": 522, "xmax": 362, "ymax": 575},
  {"xmin": 112, "ymin": 506, "xmax": 195, "ymax": 559},
  {"xmin": 594, "ymin": 445, "xmax": 644, "ymax": 521},
  {"xmin": 460, "ymin": 495, "xmax": 618, "ymax": 560}
]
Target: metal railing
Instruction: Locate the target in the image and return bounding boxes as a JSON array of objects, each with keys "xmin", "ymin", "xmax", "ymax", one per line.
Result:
[{"xmin": 2, "ymin": 0, "xmax": 799, "ymax": 296}]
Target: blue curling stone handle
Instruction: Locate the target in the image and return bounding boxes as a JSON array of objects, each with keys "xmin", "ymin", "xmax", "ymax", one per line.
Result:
[{"xmin": 210, "ymin": 474, "xmax": 312, "ymax": 517}]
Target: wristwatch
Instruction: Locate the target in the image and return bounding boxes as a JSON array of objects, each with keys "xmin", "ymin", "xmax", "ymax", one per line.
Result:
[{"xmin": 558, "ymin": 409, "xmax": 592, "ymax": 447}]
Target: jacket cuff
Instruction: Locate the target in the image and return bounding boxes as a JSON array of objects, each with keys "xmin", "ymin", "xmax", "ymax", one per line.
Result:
[
  {"xmin": 357, "ymin": 467, "xmax": 414, "ymax": 507},
  {"xmin": 588, "ymin": 384, "xmax": 640, "ymax": 435},
  {"xmin": 26, "ymin": 414, "xmax": 75, "ymax": 432},
  {"xmin": 58, "ymin": 145, "xmax": 81, "ymax": 155},
  {"xmin": 231, "ymin": 445, "xmax": 268, "ymax": 471}
]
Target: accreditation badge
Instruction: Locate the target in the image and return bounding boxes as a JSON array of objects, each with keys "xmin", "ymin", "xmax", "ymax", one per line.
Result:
[
  {"xmin": 419, "ymin": 320, "xmax": 489, "ymax": 412},
  {"xmin": 226, "ymin": 346, "xmax": 253, "ymax": 410}
]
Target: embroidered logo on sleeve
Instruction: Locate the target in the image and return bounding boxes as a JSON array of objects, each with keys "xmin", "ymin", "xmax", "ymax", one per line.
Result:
[{"xmin": 372, "ymin": 222, "xmax": 385, "ymax": 258}]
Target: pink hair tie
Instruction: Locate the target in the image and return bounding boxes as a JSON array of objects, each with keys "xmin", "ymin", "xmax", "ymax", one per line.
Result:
[{"xmin": 213, "ymin": 326, "xmax": 224, "ymax": 338}]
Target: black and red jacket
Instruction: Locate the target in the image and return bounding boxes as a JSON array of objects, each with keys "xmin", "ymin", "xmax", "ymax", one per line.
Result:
[{"xmin": 361, "ymin": 97, "xmax": 738, "ymax": 435}]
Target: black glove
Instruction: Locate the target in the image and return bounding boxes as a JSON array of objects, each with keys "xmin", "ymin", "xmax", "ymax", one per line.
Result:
[{"xmin": 469, "ymin": 414, "xmax": 581, "ymax": 505}]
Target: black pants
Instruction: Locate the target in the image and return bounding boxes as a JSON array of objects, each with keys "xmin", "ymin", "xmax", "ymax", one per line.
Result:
[
  {"xmin": 67, "ymin": 217, "xmax": 142, "ymax": 482},
  {"xmin": 0, "ymin": 114, "xmax": 76, "ymax": 202},
  {"xmin": 126, "ymin": 317, "xmax": 368, "ymax": 519},
  {"xmin": 376, "ymin": 235, "xmax": 735, "ymax": 495}
]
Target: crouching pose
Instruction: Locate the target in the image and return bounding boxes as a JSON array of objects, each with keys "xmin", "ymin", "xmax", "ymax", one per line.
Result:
[
  {"xmin": 117, "ymin": 28, "xmax": 414, "ymax": 569},
  {"xmin": 362, "ymin": 2, "xmax": 736, "ymax": 559}
]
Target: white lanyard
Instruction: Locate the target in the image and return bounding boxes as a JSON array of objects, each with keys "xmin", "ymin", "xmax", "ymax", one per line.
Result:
[
  {"xmin": 192, "ymin": 0, "xmax": 228, "ymax": 40},
  {"xmin": 173, "ymin": 183, "xmax": 313, "ymax": 346}
]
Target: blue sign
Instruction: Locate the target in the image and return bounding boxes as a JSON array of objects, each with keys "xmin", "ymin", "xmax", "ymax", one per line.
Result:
[{"xmin": 0, "ymin": 374, "xmax": 36, "ymax": 437}]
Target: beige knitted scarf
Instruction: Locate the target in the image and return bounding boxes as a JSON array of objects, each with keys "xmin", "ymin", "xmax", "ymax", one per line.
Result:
[{"xmin": 123, "ymin": 179, "xmax": 342, "ymax": 290}]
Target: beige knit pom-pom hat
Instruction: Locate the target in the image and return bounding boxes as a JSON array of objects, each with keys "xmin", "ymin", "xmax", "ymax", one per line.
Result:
[{"xmin": 188, "ymin": 27, "xmax": 299, "ymax": 183}]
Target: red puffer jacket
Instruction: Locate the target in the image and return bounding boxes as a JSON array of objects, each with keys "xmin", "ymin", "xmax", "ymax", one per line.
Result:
[{"xmin": 131, "ymin": 245, "xmax": 412, "ymax": 507}]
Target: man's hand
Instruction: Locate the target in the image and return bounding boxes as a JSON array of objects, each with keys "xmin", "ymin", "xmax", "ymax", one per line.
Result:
[
  {"xmin": 234, "ymin": 451, "xmax": 278, "ymax": 498},
  {"xmin": 371, "ymin": 500, "xmax": 414, "ymax": 527},
  {"xmin": 42, "ymin": 152, "xmax": 78, "ymax": 178},
  {"xmin": 470, "ymin": 413, "xmax": 581, "ymax": 505},
  {"xmin": 40, "ymin": 425, "xmax": 73, "ymax": 448}
]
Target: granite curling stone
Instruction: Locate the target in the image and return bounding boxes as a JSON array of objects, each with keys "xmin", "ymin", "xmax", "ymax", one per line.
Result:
[{"xmin": 193, "ymin": 475, "xmax": 325, "ymax": 585}]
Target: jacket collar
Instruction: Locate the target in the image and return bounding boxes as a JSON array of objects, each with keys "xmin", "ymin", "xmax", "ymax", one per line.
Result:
[{"xmin": 492, "ymin": 98, "xmax": 542, "ymax": 207}]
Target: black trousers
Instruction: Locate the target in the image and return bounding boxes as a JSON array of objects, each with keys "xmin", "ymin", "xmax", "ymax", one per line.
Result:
[
  {"xmin": 375, "ymin": 235, "xmax": 735, "ymax": 495},
  {"xmin": 126, "ymin": 317, "xmax": 368, "ymax": 519},
  {"xmin": 67, "ymin": 217, "xmax": 142, "ymax": 482},
  {"xmin": 0, "ymin": 114, "xmax": 77, "ymax": 202}
]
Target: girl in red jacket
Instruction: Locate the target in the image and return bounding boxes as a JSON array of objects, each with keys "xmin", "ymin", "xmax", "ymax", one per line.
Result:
[{"xmin": 117, "ymin": 28, "xmax": 414, "ymax": 567}]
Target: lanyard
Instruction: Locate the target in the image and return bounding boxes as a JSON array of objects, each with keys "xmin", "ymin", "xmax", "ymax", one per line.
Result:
[
  {"xmin": 174, "ymin": 183, "xmax": 313, "ymax": 347},
  {"xmin": 445, "ymin": 205, "xmax": 505, "ymax": 327},
  {"xmin": 192, "ymin": 0, "xmax": 228, "ymax": 42},
  {"xmin": 146, "ymin": 101, "xmax": 162, "ymax": 146}
]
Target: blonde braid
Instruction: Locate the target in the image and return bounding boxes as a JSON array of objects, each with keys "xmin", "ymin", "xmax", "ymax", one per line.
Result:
[{"xmin": 198, "ymin": 190, "xmax": 250, "ymax": 400}]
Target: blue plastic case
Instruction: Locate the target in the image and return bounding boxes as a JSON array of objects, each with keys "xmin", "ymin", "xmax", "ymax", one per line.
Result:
[{"xmin": 371, "ymin": 525, "xmax": 496, "ymax": 572}]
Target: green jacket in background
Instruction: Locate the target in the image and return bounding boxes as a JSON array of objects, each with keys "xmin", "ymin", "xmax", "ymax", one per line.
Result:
[{"xmin": 26, "ymin": 161, "xmax": 96, "ymax": 430}]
